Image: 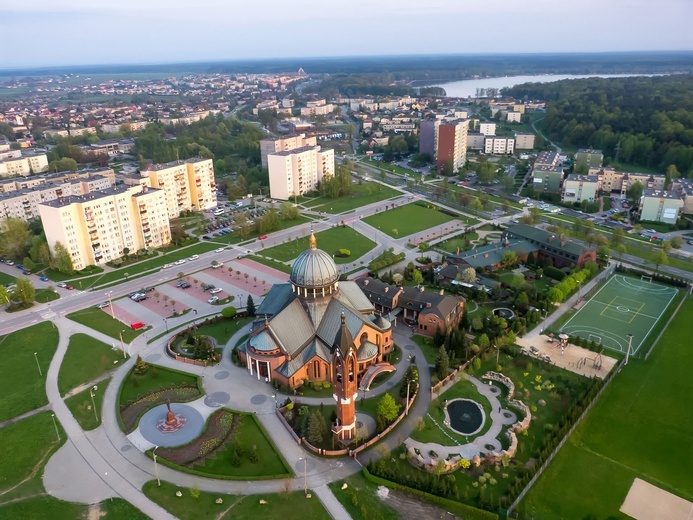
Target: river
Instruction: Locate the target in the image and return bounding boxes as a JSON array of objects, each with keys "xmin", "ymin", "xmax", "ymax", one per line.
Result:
[{"xmin": 430, "ymin": 74, "xmax": 659, "ymax": 98}]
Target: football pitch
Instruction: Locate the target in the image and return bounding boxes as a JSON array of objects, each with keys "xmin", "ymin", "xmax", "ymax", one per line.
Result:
[{"xmin": 559, "ymin": 275, "xmax": 678, "ymax": 356}]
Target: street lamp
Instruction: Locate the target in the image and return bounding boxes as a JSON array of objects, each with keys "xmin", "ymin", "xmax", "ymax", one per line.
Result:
[
  {"xmin": 119, "ymin": 330, "xmax": 126, "ymax": 359},
  {"xmin": 33, "ymin": 352, "xmax": 42, "ymax": 376},
  {"xmin": 163, "ymin": 318, "xmax": 168, "ymax": 333},
  {"xmin": 271, "ymin": 392, "xmax": 278, "ymax": 408},
  {"xmin": 51, "ymin": 413, "xmax": 60, "ymax": 441},
  {"xmin": 90, "ymin": 385, "xmax": 99, "ymax": 423},
  {"xmin": 153, "ymin": 446, "xmax": 161, "ymax": 487},
  {"xmin": 105, "ymin": 291, "xmax": 115, "ymax": 320},
  {"xmin": 626, "ymin": 334, "xmax": 633, "ymax": 365},
  {"xmin": 298, "ymin": 457, "xmax": 308, "ymax": 495}
]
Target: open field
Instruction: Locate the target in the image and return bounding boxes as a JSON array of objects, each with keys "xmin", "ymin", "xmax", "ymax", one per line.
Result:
[
  {"xmin": 58, "ymin": 334, "xmax": 122, "ymax": 396},
  {"xmin": 66, "ymin": 307, "xmax": 148, "ymax": 343},
  {"xmin": 261, "ymin": 226, "xmax": 376, "ymax": 264},
  {"xmin": 363, "ymin": 203, "xmax": 456, "ymax": 238},
  {"xmin": 520, "ymin": 298, "xmax": 693, "ymax": 519},
  {"xmin": 65, "ymin": 379, "xmax": 110, "ymax": 430},
  {"xmin": 310, "ymin": 182, "xmax": 401, "ymax": 214},
  {"xmin": 0, "ymin": 323, "xmax": 59, "ymax": 422}
]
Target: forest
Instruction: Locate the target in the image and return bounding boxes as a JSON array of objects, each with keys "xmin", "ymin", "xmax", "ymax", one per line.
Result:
[{"xmin": 505, "ymin": 74, "xmax": 693, "ymax": 176}]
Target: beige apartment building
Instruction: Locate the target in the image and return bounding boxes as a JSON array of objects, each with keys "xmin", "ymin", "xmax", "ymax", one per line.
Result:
[
  {"xmin": 39, "ymin": 185, "xmax": 170, "ymax": 270},
  {"xmin": 0, "ymin": 153, "xmax": 49, "ymax": 177},
  {"xmin": 484, "ymin": 136, "xmax": 515, "ymax": 155},
  {"xmin": 143, "ymin": 158, "xmax": 216, "ymax": 218},
  {"xmin": 260, "ymin": 134, "xmax": 317, "ymax": 168},
  {"xmin": 638, "ymin": 190, "xmax": 683, "ymax": 224},
  {"xmin": 267, "ymin": 145, "xmax": 334, "ymax": 200},
  {"xmin": 515, "ymin": 132, "xmax": 536, "ymax": 150},
  {"xmin": 589, "ymin": 167, "xmax": 666, "ymax": 196},
  {"xmin": 671, "ymin": 178, "xmax": 693, "ymax": 215},
  {"xmin": 562, "ymin": 174, "xmax": 600, "ymax": 204}
]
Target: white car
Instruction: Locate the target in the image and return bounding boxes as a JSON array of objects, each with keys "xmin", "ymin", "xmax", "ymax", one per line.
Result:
[
  {"xmin": 214, "ymin": 248, "xmax": 225, "ymax": 253},
  {"xmin": 162, "ymin": 263, "xmax": 172, "ymax": 269},
  {"xmin": 188, "ymin": 255, "xmax": 199, "ymax": 261},
  {"xmin": 174, "ymin": 259, "xmax": 186, "ymax": 266},
  {"xmin": 207, "ymin": 296, "xmax": 219, "ymax": 304},
  {"xmin": 211, "ymin": 262, "xmax": 224, "ymax": 269},
  {"xmin": 210, "ymin": 287, "xmax": 222, "ymax": 294}
]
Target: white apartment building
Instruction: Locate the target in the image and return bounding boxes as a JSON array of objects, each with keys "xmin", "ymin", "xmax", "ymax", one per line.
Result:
[
  {"xmin": 478, "ymin": 123, "xmax": 497, "ymax": 136},
  {"xmin": 562, "ymin": 174, "xmax": 601, "ymax": 204},
  {"xmin": 506, "ymin": 111, "xmax": 522, "ymax": 123},
  {"xmin": 268, "ymin": 146, "xmax": 334, "ymax": 200},
  {"xmin": 638, "ymin": 190, "xmax": 683, "ymax": 224},
  {"xmin": 589, "ymin": 167, "xmax": 666, "ymax": 196},
  {"xmin": 260, "ymin": 134, "xmax": 317, "ymax": 168},
  {"xmin": 484, "ymin": 136, "xmax": 515, "ymax": 155},
  {"xmin": 143, "ymin": 158, "xmax": 216, "ymax": 218},
  {"xmin": 39, "ymin": 185, "xmax": 171, "ymax": 270},
  {"xmin": 300, "ymin": 103, "xmax": 334, "ymax": 117}
]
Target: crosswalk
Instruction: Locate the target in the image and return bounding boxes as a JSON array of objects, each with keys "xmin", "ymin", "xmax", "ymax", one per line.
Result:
[{"xmin": 40, "ymin": 310, "xmax": 56, "ymax": 320}]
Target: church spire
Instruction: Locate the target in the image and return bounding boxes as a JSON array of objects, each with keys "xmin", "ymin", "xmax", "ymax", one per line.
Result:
[{"xmin": 309, "ymin": 227, "xmax": 316, "ymax": 249}]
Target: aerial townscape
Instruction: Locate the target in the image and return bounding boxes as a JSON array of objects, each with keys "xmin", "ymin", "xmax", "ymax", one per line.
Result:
[{"xmin": 1, "ymin": 2, "xmax": 693, "ymax": 520}]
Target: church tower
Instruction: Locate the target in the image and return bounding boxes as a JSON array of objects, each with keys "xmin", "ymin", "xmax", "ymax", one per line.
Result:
[{"xmin": 331, "ymin": 313, "xmax": 358, "ymax": 443}]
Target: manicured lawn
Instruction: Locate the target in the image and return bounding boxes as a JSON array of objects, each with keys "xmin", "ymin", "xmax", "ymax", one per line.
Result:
[
  {"xmin": 311, "ymin": 182, "xmax": 401, "ymax": 214},
  {"xmin": 34, "ymin": 288, "xmax": 60, "ymax": 303},
  {"xmin": 247, "ymin": 254, "xmax": 292, "ymax": 274},
  {"xmin": 58, "ymin": 334, "xmax": 123, "ymax": 396},
  {"xmin": 0, "ymin": 322, "xmax": 59, "ymax": 422},
  {"xmin": 65, "ymin": 379, "xmax": 110, "ymax": 431},
  {"xmin": 436, "ymin": 232, "xmax": 480, "ymax": 253},
  {"xmin": 143, "ymin": 481, "xmax": 329, "ymax": 520},
  {"xmin": 328, "ymin": 472, "xmax": 399, "ymax": 520},
  {"xmin": 0, "ymin": 271, "xmax": 16, "ymax": 285},
  {"xmin": 119, "ymin": 365, "xmax": 201, "ymax": 406},
  {"xmin": 412, "ymin": 334, "xmax": 440, "ymax": 365},
  {"xmin": 520, "ymin": 299, "xmax": 693, "ymax": 519},
  {"xmin": 66, "ymin": 307, "xmax": 148, "ymax": 343},
  {"xmin": 43, "ymin": 264, "xmax": 103, "ymax": 282},
  {"xmin": 363, "ymin": 203, "xmax": 456, "ymax": 238},
  {"xmin": 262, "ymin": 226, "xmax": 376, "ymax": 264},
  {"xmin": 194, "ymin": 316, "xmax": 254, "ymax": 345}
]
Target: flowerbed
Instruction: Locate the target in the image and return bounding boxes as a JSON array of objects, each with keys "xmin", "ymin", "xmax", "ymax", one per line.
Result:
[{"xmin": 119, "ymin": 385, "xmax": 200, "ymax": 433}]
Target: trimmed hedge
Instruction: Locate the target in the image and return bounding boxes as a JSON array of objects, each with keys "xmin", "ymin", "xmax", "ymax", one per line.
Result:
[
  {"xmin": 361, "ymin": 467, "xmax": 499, "ymax": 520},
  {"xmin": 543, "ymin": 266, "xmax": 566, "ymax": 281}
]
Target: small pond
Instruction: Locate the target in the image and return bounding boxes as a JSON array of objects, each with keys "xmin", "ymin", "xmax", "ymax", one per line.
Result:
[{"xmin": 445, "ymin": 398, "xmax": 485, "ymax": 436}]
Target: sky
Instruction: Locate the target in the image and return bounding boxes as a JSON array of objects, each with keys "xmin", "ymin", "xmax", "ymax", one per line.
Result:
[{"xmin": 1, "ymin": 0, "xmax": 692, "ymax": 69}]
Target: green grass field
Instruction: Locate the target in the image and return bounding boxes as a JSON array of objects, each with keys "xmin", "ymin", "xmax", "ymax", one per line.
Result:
[
  {"xmin": 65, "ymin": 379, "xmax": 110, "ymax": 430},
  {"xmin": 66, "ymin": 307, "xmax": 148, "ymax": 343},
  {"xmin": 261, "ymin": 226, "xmax": 376, "ymax": 264},
  {"xmin": 119, "ymin": 365, "xmax": 200, "ymax": 406},
  {"xmin": 310, "ymin": 182, "xmax": 401, "ymax": 214},
  {"xmin": 0, "ymin": 323, "xmax": 59, "ymax": 422},
  {"xmin": 520, "ymin": 298, "xmax": 693, "ymax": 519},
  {"xmin": 194, "ymin": 316, "xmax": 254, "ymax": 344},
  {"xmin": 57, "ymin": 334, "xmax": 122, "ymax": 396},
  {"xmin": 558, "ymin": 275, "xmax": 678, "ymax": 355},
  {"xmin": 363, "ymin": 203, "xmax": 457, "ymax": 238},
  {"xmin": 329, "ymin": 473, "xmax": 399, "ymax": 520},
  {"xmin": 0, "ymin": 271, "xmax": 16, "ymax": 285}
]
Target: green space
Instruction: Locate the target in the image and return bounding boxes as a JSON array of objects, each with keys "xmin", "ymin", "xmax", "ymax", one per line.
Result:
[
  {"xmin": 329, "ymin": 472, "xmax": 399, "ymax": 520},
  {"xmin": 119, "ymin": 364, "xmax": 200, "ymax": 406},
  {"xmin": 363, "ymin": 203, "xmax": 456, "ymax": 238},
  {"xmin": 0, "ymin": 322, "xmax": 59, "ymax": 422},
  {"xmin": 65, "ymin": 379, "xmax": 110, "ymax": 431},
  {"xmin": 66, "ymin": 307, "xmax": 148, "ymax": 343},
  {"xmin": 247, "ymin": 254, "xmax": 292, "ymax": 274},
  {"xmin": 43, "ymin": 264, "xmax": 103, "ymax": 283},
  {"xmin": 412, "ymin": 334, "xmax": 440, "ymax": 365},
  {"xmin": 34, "ymin": 288, "xmax": 60, "ymax": 303},
  {"xmin": 520, "ymin": 299, "xmax": 693, "ymax": 519},
  {"xmin": 58, "ymin": 333, "xmax": 122, "ymax": 396},
  {"xmin": 436, "ymin": 232, "xmax": 480, "ymax": 253},
  {"xmin": 311, "ymin": 182, "xmax": 401, "ymax": 214},
  {"xmin": 261, "ymin": 226, "xmax": 376, "ymax": 264},
  {"xmin": 194, "ymin": 316, "xmax": 254, "ymax": 345},
  {"xmin": 209, "ymin": 215, "xmax": 312, "ymax": 244},
  {"xmin": 143, "ymin": 481, "xmax": 329, "ymax": 520},
  {"xmin": 0, "ymin": 271, "xmax": 16, "ymax": 285}
]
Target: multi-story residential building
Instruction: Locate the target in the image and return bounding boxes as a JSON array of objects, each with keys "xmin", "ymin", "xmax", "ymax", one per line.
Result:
[
  {"xmin": 260, "ymin": 134, "xmax": 317, "ymax": 168},
  {"xmin": 589, "ymin": 167, "xmax": 666, "ymax": 196},
  {"xmin": 506, "ymin": 111, "xmax": 522, "ymax": 123},
  {"xmin": 478, "ymin": 122, "xmax": 497, "ymax": 136},
  {"xmin": 534, "ymin": 151, "xmax": 559, "ymax": 168},
  {"xmin": 532, "ymin": 166, "xmax": 564, "ymax": 193},
  {"xmin": 484, "ymin": 136, "xmax": 515, "ymax": 155},
  {"xmin": 300, "ymin": 100, "xmax": 334, "ymax": 117},
  {"xmin": 638, "ymin": 190, "xmax": 683, "ymax": 224},
  {"xmin": 466, "ymin": 132, "xmax": 485, "ymax": 150},
  {"xmin": 671, "ymin": 178, "xmax": 693, "ymax": 215},
  {"xmin": 142, "ymin": 158, "xmax": 216, "ymax": 218},
  {"xmin": 562, "ymin": 174, "xmax": 600, "ymax": 204},
  {"xmin": 380, "ymin": 121, "xmax": 417, "ymax": 132},
  {"xmin": 39, "ymin": 184, "xmax": 171, "ymax": 270},
  {"xmin": 514, "ymin": 132, "xmax": 536, "ymax": 150},
  {"xmin": 436, "ymin": 119, "xmax": 469, "ymax": 172},
  {"xmin": 575, "ymin": 149, "xmax": 603, "ymax": 171},
  {"xmin": 267, "ymin": 145, "xmax": 334, "ymax": 200}
]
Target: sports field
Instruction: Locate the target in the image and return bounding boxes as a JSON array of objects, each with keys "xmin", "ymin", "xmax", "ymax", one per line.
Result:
[{"xmin": 559, "ymin": 275, "xmax": 678, "ymax": 356}]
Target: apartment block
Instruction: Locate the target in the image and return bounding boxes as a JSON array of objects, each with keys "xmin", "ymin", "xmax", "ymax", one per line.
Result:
[
  {"xmin": 300, "ymin": 102, "xmax": 334, "ymax": 117},
  {"xmin": 143, "ymin": 158, "xmax": 216, "ymax": 218},
  {"xmin": 534, "ymin": 151, "xmax": 559, "ymax": 168},
  {"xmin": 466, "ymin": 132, "xmax": 485, "ymax": 150},
  {"xmin": 484, "ymin": 136, "xmax": 515, "ymax": 155},
  {"xmin": 575, "ymin": 149, "xmax": 603, "ymax": 171},
  {"xmin": 0, "ymin": 153, "xmax": 48, "ymax": 177},
  {"xmin": 638, "ymin": 190, "xmax": 683, "ymax": 224},
  {"xmin": 478, "ymin": 122, "xmax": 497, "ymax": 136},
  {"xmin": 589, "ymin": 167, "xmax": 666, "ymax": 196},
  {"xmin": 532, "ymin": 166, "xmax": 564, "ymax": 193},
  {"xmin": 671, "ymin": 178, "xmax": 693, "ymax": 215},
  {"xmin": 260, "ymin": 133, "xmax": 317, "ymax": 168},
  {"xmin": 506, "ymin": 111, "xmax": 522, "ymax": 123},
  {"xmin": 267, "ymin": 146, "xmax": 334, "ymax": 200},
  {"xmin": 39, "ymin": 185, "xmax": 171, "ymax": 270},
  {"xmin": 562, "ymin": 174, "xmax": 600, "ymax": 204},
  {"xmin": 515, "ymin": 132, "xmax": 536, "ymax": 150}
]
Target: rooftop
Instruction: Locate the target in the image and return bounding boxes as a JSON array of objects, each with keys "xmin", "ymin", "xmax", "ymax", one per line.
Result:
[
  {"xmin": 503, "ymin": 223, "xmax": 593, "ymax": 257},
  {"xmin": 642, "ymin": 189, "xmax": 683, "ymax": 200}
]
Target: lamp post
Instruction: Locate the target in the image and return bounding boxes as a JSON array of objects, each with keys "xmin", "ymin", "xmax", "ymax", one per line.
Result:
[
  {"xmin": 626, "ymin": 333, "xmax": 633, "ymax": 365},
  {"xmin": 90, "ymin": 385, "xmax": 99, "ymax": 423},
  {"xmin": 298, "ymin": 457, "xmax": 307, "ymax": 495},
  {"xmin": 105, "ymin": 291, "xmax": 115, "ymax": 320},
  {"xmin": 153, "ymin": 446, "xmax": 161, "ymax": 487},
  {"xmin": 163, "ymin": 318, "xmax": 168, "ymax": 333},
  {"xmin": 119, "ymin": 330, "xmax": 126, "ymax": 359},
  {"xmin": 51, "ymin": 413, "xmax": 60, "ymax": 441},
  {"xmin": 271, "ymin": 392, "xmax": 278, "ymax": 408},
  {"xmin": 33, "ymin": 352, "xmax": 42, "ymax": 376}
]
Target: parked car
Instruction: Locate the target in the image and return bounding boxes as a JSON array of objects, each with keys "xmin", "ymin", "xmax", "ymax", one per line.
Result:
[
  {"xmin": 174, "ymin": 259, "xmax": 186, "ymax": 265},
  {"xmin": 212, "ymin": 262, "xmax": 224, "ymax": 269},
  {"xmin": 96, "ymin": 302, "xmax": 111, "ymax": 309},
  {"xmin": 258, "ymin": 235, "xmax": 268, "ymax": 240},
  {"xmin": 210, "ymin": 287, "xmax": 222, "ymax": 294},
  {"xmin": 22, "ymin": 269, "xmax": 31, "ymax": 275},
  {"xmin": 202, "ymin": 284, "xmax": 215, "ymax": 292},
  {"xmin": 16, "ymin": 264, "xmax": 23, "ymax": 270},
  {"xmin": 131, "ymin": 322, "xmax": 145, "ymax": 330},
  {"xmin": 130, "ymin": 293, "xmax": 147, "ymax": 302},
  {"xmin": 215, "ymin": 247, "xmax": 225, "ymax": 253},
  {"xmin": 142, "ymin": 286, "xmax": 155, "ymax": 292},
  {"xmin": 162, "ymin": 263, "xmax": 172, "ymax": 269},
  {"xmin": 5, "ymin": 260, "xmax": 14, "ymax": 266},
  {"xmin": 180, "ymin": 282, "xmax": 191, "ymax": 289},
  {"xmin": 188, "ymin": 255, "xmax": 200, "ymax": 261},
  {"xmin": 56, "ymin": 282, "xmax": 68, "ymax": 288},
  {"xmin": 40, "ymin": 276, "xmax": 49, "ymax": 282},
  {"xmin": 207, "ymin": 296, "xmax": 219, "ymax": 304},
  {"xmin": 66, "ymin": 285, "xmax": 74, "ymax": 290}
]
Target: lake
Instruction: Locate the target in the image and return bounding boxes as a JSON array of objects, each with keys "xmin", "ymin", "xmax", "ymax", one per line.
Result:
[{"xmin": 430, "ymin": 74, "xmax": 659, "ymax": 98}]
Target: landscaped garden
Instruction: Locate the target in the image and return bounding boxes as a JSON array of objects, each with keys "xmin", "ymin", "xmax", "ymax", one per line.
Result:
[
  {"xmin": 192, "ymin": 315, "xmax": 254, "ymax": 345},
  {"xmin": 436, "ymin": 231, "xmax": 480, "ymax": 253},
  {"xmin": 0, "ymin": 322, "xmax": 59, "ymax": 422},
  {"xmin": 57, "ymin": 333, "xmax": 123, "ymax": 396},
  {"xmin": 260, "ymin": 226, "xmax": 376, "ymax": 264},
  {"xmin": 363, "ymin": 203, "xmax": 457, "ymax": 238},
  {"xmin": 66, "ymin": 307, "xmax": 149, "ymax": 343},
  {"xmin": 519, "ymin": 299, "xmax": 693, "ymax": 519},
  {"xmin": 143, "ymin": 480, "xmax": 330, "ymax": 520}
]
